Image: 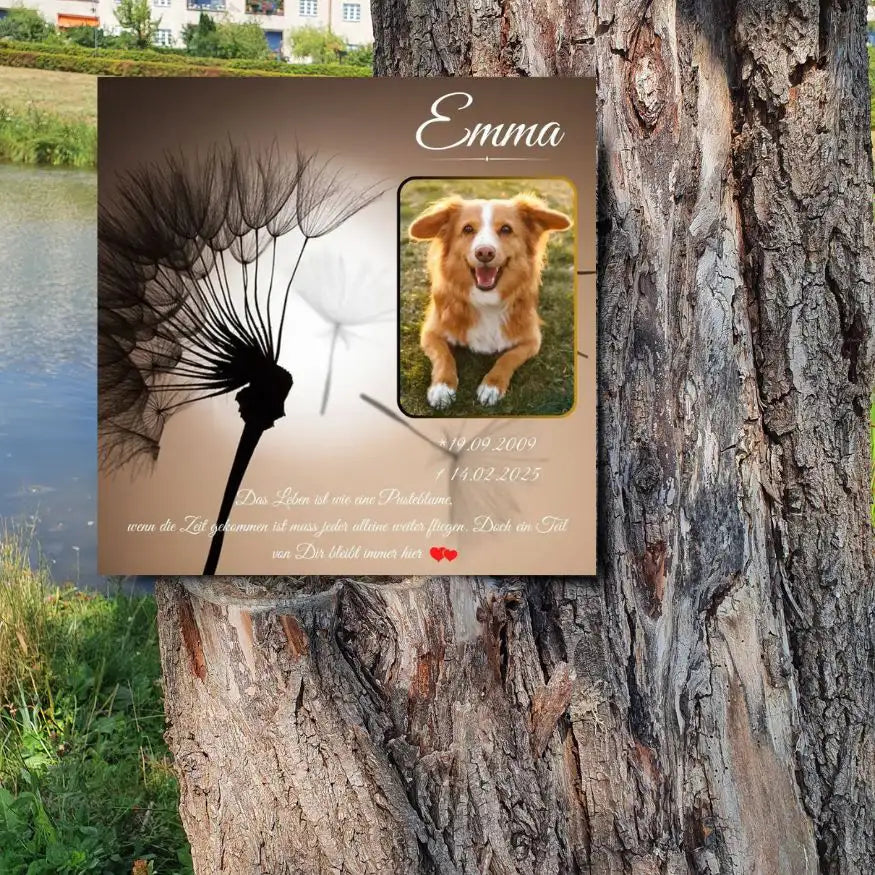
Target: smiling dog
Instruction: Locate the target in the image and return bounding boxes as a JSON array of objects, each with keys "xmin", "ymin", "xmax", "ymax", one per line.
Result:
[{"xmin": 409, "ymin": 194, "xmax": 572, "ymax": 409}]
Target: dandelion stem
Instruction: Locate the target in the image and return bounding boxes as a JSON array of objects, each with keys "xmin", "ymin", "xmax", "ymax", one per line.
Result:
[
  {"xmin": 250, "ymin": 228, "xmax": 274, "ymax": 360},
  {"xmin": 203, "ymin": 420, "xmax": 265, "ymax": 575},
  {"xmin": 264, "ymin": 237, "xmax": 278, "ymax": 358},
  {"xmin": 275, "ymin": 236, "xmax": 309, "ymax": 360},
  {"xmin": 320, "ymin": 323, "xmax": 341, "ymax": 416}
]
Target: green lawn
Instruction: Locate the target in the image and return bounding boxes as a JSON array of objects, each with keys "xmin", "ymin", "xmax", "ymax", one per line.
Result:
[
  {"xmin": 0, "ymin": 67, "xmax": 96, "ymax": 124},
  {"xmin": 0, "ymin": 67, "xmax": 96, "ymax": 166},
  {"xmin": 398, "ymin": 178, "xmax": 578, "ymax": 418},
  {"xmin": 0, "ymin": 531, "xmax": 191, "ymax": 875}
]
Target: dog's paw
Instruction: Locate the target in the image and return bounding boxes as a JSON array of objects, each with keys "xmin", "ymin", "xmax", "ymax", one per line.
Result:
[
  {"xmin": 476, "ymin": 382, "xmax": 505, "ymax": 406},
  {"xmin": 427, "ymin": 382, "xmax": 457, "ymax": 409}
]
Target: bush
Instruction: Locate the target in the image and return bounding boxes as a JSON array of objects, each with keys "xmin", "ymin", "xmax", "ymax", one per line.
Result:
[
  {"xmin": 182, "ymin": 12, "xmax": 218, "ymax": 57},
  {"xmin": 183, "ymin": 14, "xmax": 270, "ymax": 60},
  {"xmin": 288, "ymin": 25, "xmax": 345, "ymax": 62},
  {"xmin": 0, "ymin": 45, "xmax": 370, "ymax": 76},
  {"xmin": 213, "ymin": 20, "xmax": 271, "ymax": 60},
  {"xmin": 0, "ymin": 7, "xmax": 54, "ymax": 42},
  {"xmin": 1, "ymin": 38, "xmax": 189, "ymax": 60},
  {"xmin": 342, "ymin": 42, "xmax": 373, "ymax": 68},
  {"xmin": 0, "ymin": 101, "xmax": 96, "ymax": 166},
  {"xmin": 63, "ymin": 25, "xmax": 112, "ymax": 49}
]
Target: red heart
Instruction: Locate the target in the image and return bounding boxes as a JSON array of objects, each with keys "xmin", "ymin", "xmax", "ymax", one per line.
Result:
[
  {"xmin": 444, "ymin": 549, "xmax": 458, "ymax": 561},
  {"xmin": 429, "ymin": 546, "xmax": 444, "ymax": 561}
]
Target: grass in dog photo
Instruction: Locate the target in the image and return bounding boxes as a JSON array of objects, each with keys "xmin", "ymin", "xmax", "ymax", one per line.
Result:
[{"xmin": 399, "ymin": 178, "xmax": 576, "ymax": 417}]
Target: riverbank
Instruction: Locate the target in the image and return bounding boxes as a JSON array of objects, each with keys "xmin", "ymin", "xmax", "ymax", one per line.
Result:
[
  {"xmin": 0, "ymin": 529, "xmax": 191, "ymax": 873},
  {"xmin": 0, "ymin": 67, "xmax": 95, "ymax": 166}
]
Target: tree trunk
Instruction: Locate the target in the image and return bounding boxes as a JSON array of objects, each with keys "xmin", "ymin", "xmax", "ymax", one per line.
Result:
[{"xmin": 156, "ymin": 1, "xmax": 875, "ymax": 872}]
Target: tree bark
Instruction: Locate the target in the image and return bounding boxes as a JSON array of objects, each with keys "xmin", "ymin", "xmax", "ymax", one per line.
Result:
[{"xmin": 157, "ymin": 1, "xmax": 874, "ymax": 872}]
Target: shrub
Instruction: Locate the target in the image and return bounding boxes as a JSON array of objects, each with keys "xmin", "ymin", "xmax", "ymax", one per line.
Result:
[
  {"xmin": 0, "ymin": 46, "xmax": 370, "ymax": 76},
  {"xmin": 183, "ymin": 15, "xmax": 270, "ymax": 60},
  {"xmin": 64, "ymin": 25, "xmax": 113, "ymax": 49},
  {"xmin": 0, "ymin": 101, "xmax": 96, "ymax": 166},
  {"xmin": 0, "ymin": 7, "xmax": 54, "ymax": 42},
  {"xmin": 342, "ymin": 42, "xmax": 373, "ymax": 68},
  {"xmin": 288, "ymin": 25, "xmax": 345, "ymax": 63},
  {"xmin": 214, "ymin": 21, "xmax": 270, "ymax": 60},
  {"xmin": 182, "ymin": 12, "xmax": 218, "ymax": 57}
]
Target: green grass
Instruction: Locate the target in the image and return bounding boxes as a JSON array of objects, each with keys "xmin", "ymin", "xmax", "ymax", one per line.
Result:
[
  {"xmin": 398, "ymin": 178, "xmax": 577, "ymax": 418},
  {"xmin": 0, "ymin": 530, "xmax": 191, "ymax": 874},
  {"xmin": 0, "ymin": 67, "xmax": 95, "ymax": 124}
]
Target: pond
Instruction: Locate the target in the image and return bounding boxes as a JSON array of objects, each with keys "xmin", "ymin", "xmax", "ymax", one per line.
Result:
[{"xmin": 0, "ymin": 163, "xmax": 143, "ymax": 592}]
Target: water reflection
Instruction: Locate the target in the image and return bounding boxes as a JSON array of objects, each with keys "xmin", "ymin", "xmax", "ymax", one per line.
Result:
[{"xmin": 0, "ymin": 165, "xmax": 114, "ymax": 589}]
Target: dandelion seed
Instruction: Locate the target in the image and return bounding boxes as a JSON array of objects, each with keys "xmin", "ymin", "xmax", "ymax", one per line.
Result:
[{"xmin": 294, "ymin": 255, "xmax": 393, "ymax": 414}]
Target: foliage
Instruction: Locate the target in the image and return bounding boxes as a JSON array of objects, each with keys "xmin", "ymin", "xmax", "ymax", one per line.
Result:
[
  {"xmin": 0, "ymin": 44, "xmax": 370, "ymax": 76},
  {"xmin": 0, "ymin": 7, "xmax": 54, "ymax": 42},
  {"xmin": 63, "ymin": 26, "xmax": 113, "ymax": 50},
  {"xmin": 181, "ymin": 12, "xmax": 217, "ymax": 57},
  {"xmin": 0, "ymin": 101, "xmax": 95, "ymax": 166},
  {"xmin": 288, "ymin": 25, "xmax": 345, "ymax": 63},
  {"xmin": 343, "ymin": 42, "xmax": 373, "ymax": 67},
  {"xmin": 0, "ymin": 532, "xmax": 192, "ymax": 873},
  {"xmin": 215, "ymin": 21, "xmax": 270, "ymax": 59},
  {"xmin": 114, "ymin": 0, "xmax": 161, "ymax": 49},
  {"xmin": 183, "ymin": 15, "xmax": 270, "ymax": 60}
]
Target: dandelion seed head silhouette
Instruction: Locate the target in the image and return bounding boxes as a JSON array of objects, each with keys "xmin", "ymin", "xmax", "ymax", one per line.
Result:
[{"xmin": 98, "ymin": 142, "xmax": 385, "ymax": 474}]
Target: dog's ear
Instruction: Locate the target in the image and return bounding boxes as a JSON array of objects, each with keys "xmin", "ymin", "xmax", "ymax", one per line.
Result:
[
  {"xmin": 514, "ymin": 195, "xmax": 573, "ymax": 232},
  {"xmin": 409, "ymin": 197, "xmax": 462, "ymax": 240}
]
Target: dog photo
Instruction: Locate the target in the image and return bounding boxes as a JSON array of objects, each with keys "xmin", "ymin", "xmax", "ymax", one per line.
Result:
[{"xmin": 399, "ymin": 178, "xmax": 577, "ymax": 417}]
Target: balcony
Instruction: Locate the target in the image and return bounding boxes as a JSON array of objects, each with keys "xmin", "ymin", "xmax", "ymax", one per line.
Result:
[
  {"xmin": 246, "ymin": 0, "xmax": 284, "ymax": 13},
  {"xmin": 186, "ymin": 0, "xmax": 227, "ymax": 10}
]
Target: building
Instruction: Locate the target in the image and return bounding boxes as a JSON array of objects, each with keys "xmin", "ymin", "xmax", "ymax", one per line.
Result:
[{"xmin": 6, "ymin": 0, "xmax": 372, "ymax": 54}]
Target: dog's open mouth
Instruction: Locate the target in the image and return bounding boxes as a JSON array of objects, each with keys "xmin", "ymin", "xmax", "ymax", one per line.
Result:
[{"xmin": 472, "ymin": 265, "xmax": 502, "ymax": 291}]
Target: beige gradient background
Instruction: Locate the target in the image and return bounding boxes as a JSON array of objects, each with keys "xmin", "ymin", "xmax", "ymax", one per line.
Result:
[{"xmin": 98, "ymin": 78, "xmax": 597, "ymax": 576}]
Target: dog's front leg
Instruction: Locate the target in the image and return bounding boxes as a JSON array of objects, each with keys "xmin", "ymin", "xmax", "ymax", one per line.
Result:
[
  {"xmin": 421, "ymin": 329, "xmax": 458, "ymax": 409},
  {"xmin": 477, "ymin": 337, "xmax": 541, "ymax": 406}
]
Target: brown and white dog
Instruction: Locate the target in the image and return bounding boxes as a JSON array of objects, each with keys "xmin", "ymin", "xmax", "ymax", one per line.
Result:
[{"xmin": 409, "ymin": 194, "xmax": 572, "ymax": 409}]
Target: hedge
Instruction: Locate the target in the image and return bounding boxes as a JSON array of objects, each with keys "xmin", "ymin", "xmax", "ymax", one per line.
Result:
[
  {"xmin": 0, "ymin": 39, "xmax": 371, "ymax": 75},
  {"xmin": 0, "ymin": 39, "xmax": 189, "ymax": 59},
  {"xmin": 0, "ymin": 48, "xmax": 370, "ymax": 77}
]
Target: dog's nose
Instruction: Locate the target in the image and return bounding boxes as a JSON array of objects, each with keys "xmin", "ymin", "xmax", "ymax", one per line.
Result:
[{"xmin": 475, "ymin": 245, "xmax": 496, "ymax": 263}]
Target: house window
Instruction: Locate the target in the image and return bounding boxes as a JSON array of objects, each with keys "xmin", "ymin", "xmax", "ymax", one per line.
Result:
[
  {"xmin": 187, "ymin": 0, "xmax": 226, "ymax": 8},
  {"xmin": 341, "ymin": 2, "xmax": 360, "ymax": 21},
  {"xmin": 153, "ymin": 28, "xmax": 173, "ymax": 46},
  {"xmin": 298, "ymin": 0, "xmax": 317, "ymax": 16}
]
